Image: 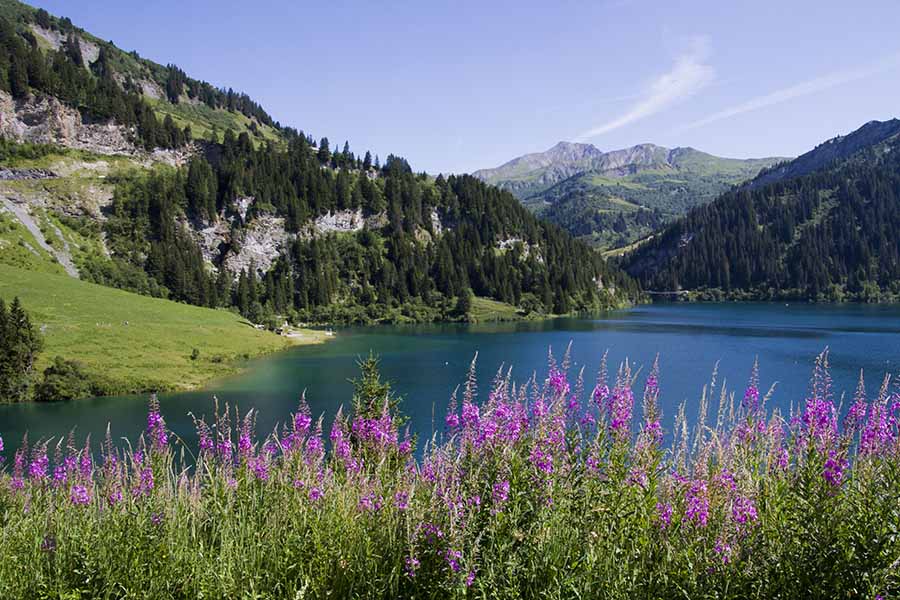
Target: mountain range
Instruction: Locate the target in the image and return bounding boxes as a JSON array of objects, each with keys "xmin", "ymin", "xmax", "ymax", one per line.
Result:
[{"xmin": 474, "ymin": 142, "xmax": 785, "ymax": 249}]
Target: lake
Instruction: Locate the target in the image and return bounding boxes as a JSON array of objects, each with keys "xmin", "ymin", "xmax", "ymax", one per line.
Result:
[{"xmin": 2, "ymin": 303, "xmax": 899, "ymax": 455}]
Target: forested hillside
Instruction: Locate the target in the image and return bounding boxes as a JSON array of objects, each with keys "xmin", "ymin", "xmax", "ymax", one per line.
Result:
[
  {"xmin": 96, "ymin": 137, "xmax": 639, "ymax": 324},
  {"xmin": 623, "ymin": 121, "xmax": 900, "ymax": 301},
  {"xmin": 0, "ymin": 0, "xmax": 639, "ymax": 325}
]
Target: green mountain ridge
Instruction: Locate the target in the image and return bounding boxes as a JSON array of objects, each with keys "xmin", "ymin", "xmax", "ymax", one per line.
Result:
[
  {"xmin": 622, "ymin": 119, "xmax": 900, "ymax": 302},
  {"xmin": 474, "ymin": 142, "xmax": 786, "ymax": 249}
]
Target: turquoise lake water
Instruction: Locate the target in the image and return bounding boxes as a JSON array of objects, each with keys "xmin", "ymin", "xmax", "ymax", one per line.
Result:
[{"xmin": 2, "ymin": 303, "xmax": 898, "ymax": 454}]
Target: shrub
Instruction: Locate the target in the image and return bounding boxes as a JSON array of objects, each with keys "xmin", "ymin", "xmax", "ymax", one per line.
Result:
[{"xmin": 34, "ymin": 356, "xmax": 93, "ymax": 401}]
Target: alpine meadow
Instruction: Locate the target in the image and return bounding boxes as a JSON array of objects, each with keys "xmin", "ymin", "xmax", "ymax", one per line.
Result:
[{"xmin": 1, "ymin": 0, "xmax": 899, "ymax": 598}]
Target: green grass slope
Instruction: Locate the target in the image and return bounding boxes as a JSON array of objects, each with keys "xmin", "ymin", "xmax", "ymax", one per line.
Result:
[{"xmin": 0, "ymin": 264, "xmax": 327, "ymax": 395}]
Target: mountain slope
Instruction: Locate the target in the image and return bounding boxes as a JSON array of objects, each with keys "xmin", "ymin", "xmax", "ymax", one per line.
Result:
[
  {"xmin": 0, "ymin": 263, "xmax": 326, "ymax": 394},
  {"xmin": 622, "ymin": 119, "xmax": 900, "ymax": 302},
  {"xmin": 0, "ymin": 0, "xmax": 640, "ymax": 337},
  {"xmin": 474, "ymin": 142, "xmax": 785, "ymax": 249}
]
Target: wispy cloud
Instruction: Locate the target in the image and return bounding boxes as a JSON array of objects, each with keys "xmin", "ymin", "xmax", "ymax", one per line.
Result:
[
  {"xmin": 575, "ymin": 36, "xmax": 714, "ymax": 141},
  {"xmin": 676, "ymin": 53, "xmax": 900, "ymax": 133}
]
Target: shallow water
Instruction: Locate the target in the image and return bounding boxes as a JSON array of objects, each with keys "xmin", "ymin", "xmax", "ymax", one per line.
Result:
[{"xmin": 2, "ymin": 302, "xmax": 898, "ymax": 455}]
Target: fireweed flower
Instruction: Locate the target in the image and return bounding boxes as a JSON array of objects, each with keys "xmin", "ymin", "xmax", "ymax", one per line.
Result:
[
  {"xmin": 742, "ymin": 359, "xmax": 761, "ymax": 413},
  {"xmin": 684, "ymin": 480, "xmax": 710, "ymax": 527},
  {"xmin": 844, "ymin": 372, "xmax": 868, "ymax": 434},
  {"xmin": 70, "ymin": 485, "xmax": 91, "ymax": 506},
  {"xmin": 529, "ymin": 445, "xmax": 553, "ymax": 474},
  {"xmin": 548, "ymin": 367, "xmax": 570, "ymax": 398},
  {"xmin": 107, "ymin": 489, "xmax": 123, "ymax": 506},
  {"xmin": 492, "ymin": 479, "xmax": 510, "ymax": 505},
  {"xmin": 656, "ymin": 502, "xmax": 673, "ymax": 529},
  {"xmin": 146, "ymin": 395, "xmax": 168, "ymax": 450},
  {"xmin": 29, "ymin": 447, "xmax": 49, "ymax": 481},
  {"xmin": 404, "ymin": 556, "xmax": 420, "ymax": 578},
  {"xmin": 823, "ymin": 450, "xmax": 847, "ymax": 488},
  {"xmin": 731, "ymin": 496, "xmax": 758, "ymax": 527},
  {"xmin": 444, "ymin": 549, "xmax": 463, "ymax": 573},
  {"xmin": 608, "ymin": 382, "xmax": 634, "ymax": 442},
  {"xmin": 715, "ymin": 538, "xmax": 733, "ymax": 565}
]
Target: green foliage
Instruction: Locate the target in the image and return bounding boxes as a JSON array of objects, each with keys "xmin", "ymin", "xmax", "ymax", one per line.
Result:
[
  {"xmin": 0, "ymin": 295, "xmax": 42, "ymax": 402},
  {"xmin": 34, "ymin": 355, "xmax": 93, "ymax": 401}
]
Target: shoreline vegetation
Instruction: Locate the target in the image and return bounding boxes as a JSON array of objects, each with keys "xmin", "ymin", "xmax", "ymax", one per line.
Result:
[{"xmin": 0, "ymin": 350, "xmax": 898, "ymax": 598}]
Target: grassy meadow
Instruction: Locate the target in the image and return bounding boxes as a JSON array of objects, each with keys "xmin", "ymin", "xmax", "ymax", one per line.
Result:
[{"xmin": 0, "ymin": 264, "xmax": 327, "ymax": 395}]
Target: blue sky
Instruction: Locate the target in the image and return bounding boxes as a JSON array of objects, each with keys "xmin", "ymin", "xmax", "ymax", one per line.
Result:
[{"xmin": 29, "ymin": 0, "xmax": 900, "ymax": 173}]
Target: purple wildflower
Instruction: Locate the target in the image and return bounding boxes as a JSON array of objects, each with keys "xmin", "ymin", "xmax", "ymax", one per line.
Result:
[
  {"xmin": 656, "ymin": 502, "xmax": 673, "ymax": 529},
  {"xmin": 146, "ymin": 395, "xmax": 168, "ymax": 450},
  {"xmin": 404, "ymin": 556, "xmax": 420, "ymax": 578},
  {"xmin": 70, "ymin": 484, "xmax": 91, "ymax": 506},
  {"xmin": 715, "ymin": 537, "xmax": 732, "ymax": 565},
  {"xmin": 29, "ymin": 448, "xmax": 49, "ymax": 481},
  {"xmin": 308, "ymin": 487, "xmax": 323, "ymax": 502},
  {"xmin": 731, "ymin": 496, "xmax": 758, "ymax": 527},
  {"xmin": 444, "ymin": 548, "xmax": 462, "ymax": 573},
  {"xmin": 742, "ymin": 359, "xmax": 760, "ymax": 413},
  {"xmin": 492, "ymin": 479, "xmax": 510, "ymax": 505},
  {"xmin": 684, "ymin": 480, "xmax": 710, "ymax": 527},
  {"xmin": 548, "ymin": 367, "xmax": 570, "ymax": 398},
  {"xmin": 107, "ymin": 489, "xmax": 123, "ymax": 506},
  {"xmin": 823, "ymin": 450, "xmax": 847, "ymax": 488},
  {"xmin": 529, "ymin": 445, "xmax": 553, "ymax": 474},
  {"xmin": 466, "ymin": 570, "xmax": 477, "ymax": 587}
]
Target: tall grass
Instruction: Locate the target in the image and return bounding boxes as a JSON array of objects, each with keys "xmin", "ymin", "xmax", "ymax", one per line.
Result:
[{"xmin": 1, "ymin": 348, "xmax": 898, "ymax": 599}]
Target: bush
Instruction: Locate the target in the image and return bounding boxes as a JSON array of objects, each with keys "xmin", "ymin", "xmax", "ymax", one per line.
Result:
[{"xmin": 34, "ymin": 356, "xmax": 93, "ymax": 402}]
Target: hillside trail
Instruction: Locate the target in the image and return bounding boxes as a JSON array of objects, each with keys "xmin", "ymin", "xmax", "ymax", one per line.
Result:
[{"xmin": 0, "ymin": 194, "xmax": 80, "ymax": 278}]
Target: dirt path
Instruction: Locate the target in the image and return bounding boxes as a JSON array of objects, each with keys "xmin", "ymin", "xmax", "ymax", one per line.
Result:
[{"xmin": 1, "ymin": 195, "xmax": 80, "ymax": 278}]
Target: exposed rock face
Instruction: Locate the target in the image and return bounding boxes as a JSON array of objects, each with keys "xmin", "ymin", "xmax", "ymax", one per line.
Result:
[
  {"xmin": 0, "ymin": 90, "xmax": 134, "ymax": 154},
  {"xmin": 0, "ymin": 193, "xmax": 79, "ymax": 277},
  {"xmin": 0, "ymin": 90, "xmax": 196, "ymax": 166},
  {"xmin": 496, "ymin": 237, "xmax": 543, "ymax": 263},
  {"xmin": 0, "ymin": 168, "xmax": 56, "ymax": 180},
  {"xmin": 223, "ymin": 215, "xmax": 294, "ymax": 276},
  {"xmin": 234, "ymin": 196, "xmax": 254, "ymax": 222},
  {"xmin": 313, "ymin": 209, "xmax": 366, "ymax": 234},
  {"xmin": 429, "ymin": 208, "xmax": 443, "ymax": 236},
  {"xmin": 193, "ymin": 219, "xmax": 231, "ymax": 265},
  {"xmin": 138, "ymin": 79, "xmax": 164, "ymax": 100},
  {"xmin": 310, "ymin": 209, "xmax": 389, "ymax": 235},
  {"xmin": 30, "ymin": 25, "xmax": 100, "ymax": 66}
]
